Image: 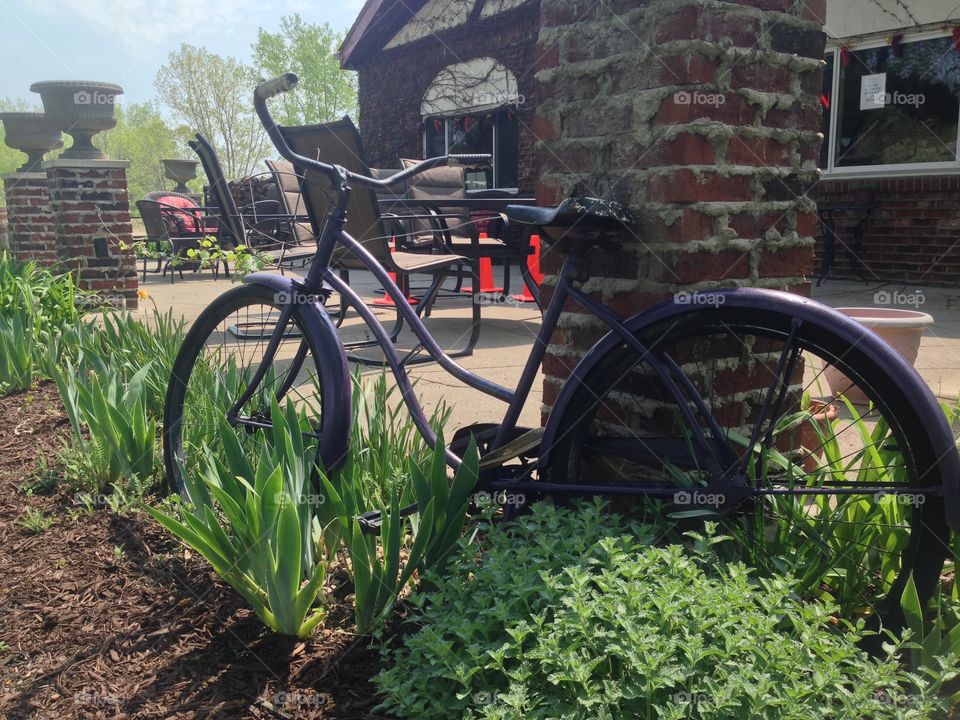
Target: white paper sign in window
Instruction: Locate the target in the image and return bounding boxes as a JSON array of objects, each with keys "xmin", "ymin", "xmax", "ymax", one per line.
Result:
[{"xmin": 860, "ymin": 73, "xmax": 887, "ymax": 111}]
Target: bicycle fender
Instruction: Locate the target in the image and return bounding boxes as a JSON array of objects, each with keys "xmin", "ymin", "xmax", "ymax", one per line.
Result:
[
  {"xmin": 243, "ymin": 272, "xmax": 351, "ymax": 472},
  {"xmin": 539, "ymin": 287, "xmax": 960, "ymax": 529}
]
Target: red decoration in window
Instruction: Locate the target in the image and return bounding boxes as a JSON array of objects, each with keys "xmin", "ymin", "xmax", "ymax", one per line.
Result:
[
  {"xmin": 952, "ymin": 26, "xmax": 960, "ymax": 51},
  {"xmin": 464, "ymin": 116, "xmax": 473, "ymax": 132},
  {"xmin": 820, "ymin": 93, "xmax": 830, "ymax": 109},
  {"xmin": 889, "ymin": 33, "xmax": 904, "ymax": 58},
  {"xmin": 839, "ymin": 46, "xmax": 852, "ymax": 66},
  {"xmin": 433, "ymin": 118, "xmax": 442, "ymax": 134}
]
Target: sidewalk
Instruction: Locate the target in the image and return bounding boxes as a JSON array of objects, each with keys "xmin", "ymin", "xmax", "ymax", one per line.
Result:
[{"xmin": 140, "ymin": 269, "xmax": 960, "ymax": 435}]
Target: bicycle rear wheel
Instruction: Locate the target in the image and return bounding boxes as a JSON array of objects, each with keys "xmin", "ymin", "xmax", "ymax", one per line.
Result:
[
  {"xmin": 163, "ymin": 283, "xmax": 344, "ymax": 495},
  {"xmin": 546, "ymin": 304, "xmax": 950, "ymax": 622}
]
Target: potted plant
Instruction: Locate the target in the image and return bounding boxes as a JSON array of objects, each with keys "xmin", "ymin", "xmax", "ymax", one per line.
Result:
[
  {"xmin": 0, "ymin": 112, "xmax": 63, "ymax": 171},
  {"xmin": 824, "ymin": 307, "xmax": 934, "ymax": 404},
  {"xmin": 29, "ymin": 81, "xmax": 123, "ymax": 160}
]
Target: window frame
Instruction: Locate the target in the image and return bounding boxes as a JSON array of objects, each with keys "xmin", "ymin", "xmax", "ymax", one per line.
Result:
[
  {"xmin": 422, "ymin": 113, "xmax": 519, "ymax": 192},
  {"xmin": 821, "ymin": 28, "xmax": 960, "ymax": 179}
]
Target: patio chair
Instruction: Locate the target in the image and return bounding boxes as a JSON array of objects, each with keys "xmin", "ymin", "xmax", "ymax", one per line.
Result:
[
  {"xmin": 400, "ymin": 160, "xmax": 538, "ymax": 303},
  {"xmin": 135, "ymin": 198, "xmax": 217, "ymax": 283},
  {"xmin": 189, "ymin": 133, "xmax": 317, "ymax": 273},
  {"xmin": 278, "ymin": 116, "xmax": 482, "ymax": 360}
]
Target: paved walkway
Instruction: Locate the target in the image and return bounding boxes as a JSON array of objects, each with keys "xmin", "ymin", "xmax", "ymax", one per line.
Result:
[{"xmin": 139, "ymin": 268, "xmax": 960, "ymax": 433}]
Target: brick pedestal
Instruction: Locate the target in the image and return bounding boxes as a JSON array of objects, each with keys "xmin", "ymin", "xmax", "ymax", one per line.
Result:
[
  {"xmin": 43, "ymin": 159, "xmax": 138, "ymax": 310},
  {"xmin": 2, "ymin": 172, "xmax": 58, "ymax": 266},
  {"xmin": 534, "ymin": 0, "xmax": 827, "ymax": 415}
]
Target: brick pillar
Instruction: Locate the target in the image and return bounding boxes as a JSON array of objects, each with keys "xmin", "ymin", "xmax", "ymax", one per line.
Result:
[
  {"xmin": 535, "ymin": 0, "xmax": 826, "ymax": 416},
  {"xmin": 2, "ymin": 172, "xmax": 58, "ymax": 265},
  {"xmin": 43, "ymin": 159, "xmax": 138, "ymax": 310}
]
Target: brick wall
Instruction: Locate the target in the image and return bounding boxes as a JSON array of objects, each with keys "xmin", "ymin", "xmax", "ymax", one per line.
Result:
[
  {"xmin": 2, "ymin": 173, "xmax": 57, "ymax": 266},
  {"xmin": 44, "ymin": 160, "xmax": 138, "ymax": 310},
  {"xmin": 534, "ymin": 0, "xmax": 827, "ymax": 414},
  {"xmin": 812, "ymin": 176, "xmax": 960, "ymax": 286},
  {"xmin": 355, "ymin": 1, "xmax": 540, "ymax": 192}
]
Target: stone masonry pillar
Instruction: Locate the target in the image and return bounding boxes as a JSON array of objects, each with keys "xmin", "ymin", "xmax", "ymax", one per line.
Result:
[
  {"xmin": 2, "ymin": 172, "xmax": 58, "ymax": 265},
  {"xmin": 43, "ymin": 159, "xmax": 138, "ymax": 310},
  {"xmin": 534, "ymin": 0, "xmax": 827, "ymax": 416}
]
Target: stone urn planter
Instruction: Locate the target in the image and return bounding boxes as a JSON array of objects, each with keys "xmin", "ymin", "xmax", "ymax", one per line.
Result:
[
  {"xmin": 0, "ymin": 112, "xmax": 63, "ymax": 171},
  {"xmin": 29, "ymin": 81, "xmax": 123, "ymax": 160},
  {"xmin": 162, "ymin": 159, "xmax": 199, "ymax": 193},
  {"xmin": 824, "ymin": 307, "xmax": 934, "ymax": 404}
]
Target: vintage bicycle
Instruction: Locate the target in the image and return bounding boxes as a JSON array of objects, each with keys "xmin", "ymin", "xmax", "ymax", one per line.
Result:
[{"xmin": 163, "ymin": 74, "xmax": 959, "ymax": 626}]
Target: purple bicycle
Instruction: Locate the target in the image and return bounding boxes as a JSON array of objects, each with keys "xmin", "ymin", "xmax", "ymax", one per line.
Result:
[{"xmin": 163, "ymin": 74, "xmax": 959, "ymax": 627}]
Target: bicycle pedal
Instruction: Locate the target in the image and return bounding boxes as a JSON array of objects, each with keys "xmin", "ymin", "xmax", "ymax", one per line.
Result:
[{"xmin": 479, "ymin": 428, "xmax": 544, "ymax": 469}]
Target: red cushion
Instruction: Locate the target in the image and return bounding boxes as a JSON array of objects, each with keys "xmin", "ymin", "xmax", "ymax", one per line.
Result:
[{"xmin": 157, "ymin": 194, "xmax": 201, "ymax": 235}]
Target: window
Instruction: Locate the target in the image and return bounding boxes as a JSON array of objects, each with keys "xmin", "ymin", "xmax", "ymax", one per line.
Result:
[
  {"xmin": 421, "ymin": 57, "xmax": 521, "ymax": 190},
  {"xmin": 821, "ymin": 33, "xmax": 960, "ymax": 176},
  {"xmin": 424, "ymin": 111, "xmax": 519, "ymax": 189}
]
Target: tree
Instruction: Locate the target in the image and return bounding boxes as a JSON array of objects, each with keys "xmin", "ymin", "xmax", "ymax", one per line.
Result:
[
  {"xmin": 251, "ymin": 14, "xmax": 358, "ymax": 126},
  {"xmin": 97, "ymin": 102, "xmax": 194, "ymax": 206},
  {"xmin": 155, "ymin": 44, "xmax": 271, "ymax": 179}
]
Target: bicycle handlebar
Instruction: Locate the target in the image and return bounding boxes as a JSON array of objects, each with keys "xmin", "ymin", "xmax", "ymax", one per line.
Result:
[
  {"xmin": 253, "ymin": 73, "xmax": 492, "ymax": 191},
  {"xmin": 255, "ymin": 72, "xmax": 298, "ymax": 101}
]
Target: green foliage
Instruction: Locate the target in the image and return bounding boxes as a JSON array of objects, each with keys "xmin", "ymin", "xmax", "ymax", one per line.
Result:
[
  {"xmin": 16, "ymin": 507, "xmax": 54, "ymax": 534},
  {"xmin": 185, "ymin": 237, "xmax": 267, "ymax": 279},
  {"xmin": 318, "ymin": 431, "xmax": 477, "ymax": 634},
  {"xmin": 98, "ymin": 102, "xmax": 196, "ymax": 205},
  {"xmin": 0, "ymin": 308, "xmax": 34, "ymax": 392},
  {"xmin": 251, "ymin": 14, "xmax": 357, "ymax": 124},
  {"xmin": 375, "ymin": 504, "xmax": 950, "ymax": 720},
  {"xmin": 155, "ymin": 44, "xmax": 272, "ymax": 179},
  {"xmin": 146, "ymin": 400, "xmax": 327, "ymax": 638},
  {"xmin": 53, "ymin": 360, "xmax": 158, "ymax": 489},
  {"xmin": 900, "ymin": 574, "xmax": 960, "ymax": 701}
]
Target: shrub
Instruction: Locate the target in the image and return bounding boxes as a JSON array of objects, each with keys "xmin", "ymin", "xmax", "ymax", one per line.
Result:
[{"xmin": 374, "ymin": 503, "xmax": 950, "ymax": 720}]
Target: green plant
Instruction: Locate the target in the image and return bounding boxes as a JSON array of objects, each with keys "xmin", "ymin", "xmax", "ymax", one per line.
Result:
[
  {"xmin": 185, "ymin": 237, "xmax": 268, "ymax": 280},
  {"xmin": 0, "ymin": 308, "xmax": 34, "ymax": 392},
  {"xmin": 375, "ymin": 504, "xmax": 950, "ymax": 720},
  {"xmin": 17, "ymin": 507, "xmax": 53, "ymax": 534},
  {"xmin": 318, "ymin": 431, "xmax": 477, "ymax": 634},
  {"xmin": 53, "ymin": 360, "xmax": 158, "ymax": 489},
  {"xmin": 146, "ymin": 400, "xmax": 328, "ymax": 638},
  {"xmin": 900, "ymin": 574, "xmax": 960, "ymax": 699}
]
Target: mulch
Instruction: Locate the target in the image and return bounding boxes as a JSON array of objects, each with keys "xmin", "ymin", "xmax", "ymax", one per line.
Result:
[{"xmin": 0, "ymin": 382, "xmax": 392, "ymax": 720}]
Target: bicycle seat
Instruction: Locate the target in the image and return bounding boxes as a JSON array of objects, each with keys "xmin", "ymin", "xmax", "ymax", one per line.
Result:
[{"xmin": 505, "ymin": 197, "xmax": 633, "ymax": 230}]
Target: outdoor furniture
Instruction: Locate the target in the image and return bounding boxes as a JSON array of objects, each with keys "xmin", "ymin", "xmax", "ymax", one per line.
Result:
[
  {"xmin": 277, "ymin": 116, "xmax": 481, "ymax": 359},
  {"xmin": 135, "ymin": 198, "xmax": 210, "ymax": 283},
  {"xmin": 816, "ymin": 203, "xmax": 873, "ymax": 286},
  {"xmin": 189, "ymin": 133, "xmax": 317, "ymax": 272}
]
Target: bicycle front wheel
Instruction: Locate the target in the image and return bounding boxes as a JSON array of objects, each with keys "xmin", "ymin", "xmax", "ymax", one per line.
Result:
[
  {"xmin": 163, "ymin": 283, "xmax": 345, "ymax": 495},
  {"xmin": 545, "ymin": 304, "xmax": 950, "ymax": 622}
]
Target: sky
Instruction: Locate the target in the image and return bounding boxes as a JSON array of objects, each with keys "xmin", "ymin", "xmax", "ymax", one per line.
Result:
[{"xmin": 0, "ymin": 0, "xmax": 366, "ymax": 108}]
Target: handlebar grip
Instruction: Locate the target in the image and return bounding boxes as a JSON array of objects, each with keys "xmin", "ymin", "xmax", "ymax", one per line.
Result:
[
  {"xmin": 448, "ymin": 154, "xmax": 492, "ymax": 165},
  {"xmin": 255, "ymin": 73, "xmax": 298, "ymax": 101}
]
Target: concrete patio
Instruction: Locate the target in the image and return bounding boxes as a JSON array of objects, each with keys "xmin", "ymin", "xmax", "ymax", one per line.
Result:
[{"xmin": 138, "ymin": 266, "xmax": 960, "ymax": 431}]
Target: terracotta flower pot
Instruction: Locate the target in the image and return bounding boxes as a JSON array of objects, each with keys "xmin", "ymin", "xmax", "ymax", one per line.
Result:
[
  {"xmin": 824, "ymin": 307, "xmax": 933, "ymax": 404},
  {"xmin": 30, "ymin": 81, "xmax": 123, "ymax": 160},
  {"xmin": 0, "ymin": 112, "xmax": 63, "ymax": 171}
]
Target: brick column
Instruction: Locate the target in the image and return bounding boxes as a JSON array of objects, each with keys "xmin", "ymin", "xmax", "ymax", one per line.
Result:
[
  {"xmin": 43, "ymin": 159, "xmax": 138, "ymax": 310},
  {"xmin": 534, "ymin": 0, "xmax": 826, "ymax": 415},
  {"xmin": 2, "ymin": 172, "xmax": 58, "ymax": 265}
]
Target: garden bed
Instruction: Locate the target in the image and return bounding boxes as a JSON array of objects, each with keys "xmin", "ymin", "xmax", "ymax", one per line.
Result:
[{"xmin": 0, "ymin": 383, "xmax": 387, "ymax": 719}]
